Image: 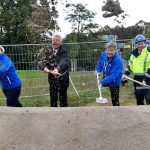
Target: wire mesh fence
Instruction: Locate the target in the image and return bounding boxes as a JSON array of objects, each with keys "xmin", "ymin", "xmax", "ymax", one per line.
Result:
[{"xmin": 0, "ymin": 39, "xmax": 134, "ymax": 102}]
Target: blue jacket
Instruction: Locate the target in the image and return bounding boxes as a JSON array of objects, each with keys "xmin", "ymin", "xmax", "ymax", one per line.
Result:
[
  {"xmin": 0, "ymin": 53, "xmax": 21, "ymax": 89},
  {"xmin": 96, "ymin": 51, "xmax": 123, "ymax": 87}
]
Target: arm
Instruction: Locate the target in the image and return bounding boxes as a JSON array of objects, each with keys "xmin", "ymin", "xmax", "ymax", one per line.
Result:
[
  {"xmin": 57, "ymin": 49, "xmax": 69, "ymax": 72},
  {"xmin": 101, "ymin": 59, "xmax": 123, "ymax": 86},
  {"xmin": 0, "ymin": 57, "xmax": 12, "ymax": 73},
  {"xmin": 96, "ymin": 52, "xmax": 105, "ymax": 73},
  {"xmin": 144, "ymin": 55, "xmax": 150, "ymax": 82}
]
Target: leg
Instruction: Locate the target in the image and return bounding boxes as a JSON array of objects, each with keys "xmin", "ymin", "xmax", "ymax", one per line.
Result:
[
  {"xmin": 3, "ymin": 86, "xmax": 22, "ymax": 107},
  {"xmin": 49, "ymin": 77, "xmax": 58, "ymax": 107},
  {"xmin": 134, "ymin": 92, "xmax": 144, "ymax": 105},
  {"xmin": 59, "ymin": 74, "xmax": 69, "ymax": 107},
  {"xmin": 14, "ymin": 86, "xmax": 22, "ymax": 107},
  {"xmin": 59, "ymin": 88, "xmax": 68, "ymax": 107},
  {"xmin": 109, "ymin": 86, "xmax": 120, "ymax": 106},
  {"xmin": 145, "ymin": 94, "xmax": 150, "ymax": 105}
]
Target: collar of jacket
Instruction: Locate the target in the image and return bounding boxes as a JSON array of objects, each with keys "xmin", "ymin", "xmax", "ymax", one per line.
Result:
[
  {"xmin": 106, "ymin": 52, "xmax": 117, "ymax": 61},
  {"xmin": 132, "ymin": 47, "xmax": 148, "ymax": 57},
  {"xmin": 52, "ymin": 45, "xmax": 62, "ymax": 50}
]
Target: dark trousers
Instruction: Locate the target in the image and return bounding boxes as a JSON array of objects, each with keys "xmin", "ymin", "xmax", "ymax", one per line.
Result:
[
  {"xmin": 135, "ymin": 93, "xmax": 150, "ymax": 105},
  {"xmin": 109, "ymin": 86, "xmax": 120, "ymax": 106},
  {"xmin": 48, "ymin": 74, "xmax": 69, "ymax": 107},
  {"xmin": 3, "ymin": 86, "xmax": 22, "ymax": 107}
]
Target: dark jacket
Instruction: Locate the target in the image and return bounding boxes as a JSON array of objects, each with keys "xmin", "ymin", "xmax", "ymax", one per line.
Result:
[
  {"xmin": 96, "ymin": 51, "xmax": 123, "ymax": 87},
  {"xmin": 38, "ymin": 45, "xmax": 69, "ymax": 74}
]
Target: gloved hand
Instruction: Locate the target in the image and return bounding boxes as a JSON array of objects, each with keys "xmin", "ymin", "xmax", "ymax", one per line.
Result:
[
  {"xmin": 121, "ymin": 79, "xmax": 128, "ymax": 86},
  {"xmin": 141, "ymin": 80, "xmax": 146, "ymax": 86}
]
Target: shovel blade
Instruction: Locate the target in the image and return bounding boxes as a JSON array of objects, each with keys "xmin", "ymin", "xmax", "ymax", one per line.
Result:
[{"xmin": 96, "ymin": 97, "xmax": 108, "ymax": 104}]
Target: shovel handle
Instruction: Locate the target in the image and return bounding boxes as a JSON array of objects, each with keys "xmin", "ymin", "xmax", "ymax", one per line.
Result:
[
  {"xmin": 124, "ymin": 75, "xmax": 142, "ymax": 85},
  {"xmin": 97, "ymin": 74, "xmax": 102, "ymax": 98},
  {"xmin": 124, "ymin": 75, "xmax": 150, "ymax": 88}
]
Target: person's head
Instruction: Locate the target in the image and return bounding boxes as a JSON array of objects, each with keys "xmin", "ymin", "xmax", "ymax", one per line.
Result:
[
  {"xmin": 52, "ymin": 34, "xmax": 62, "ymax": 49},
  {"xmin": 135, "ymin": 34, "xmax": 146, "ymax": 51},
  {"xmin": 0, "ymin": 46, "xmax": 5, "ymax": 55},
  {"xmin": 106, "ymin": 41, "xmax": 117, "ymax": 58}
]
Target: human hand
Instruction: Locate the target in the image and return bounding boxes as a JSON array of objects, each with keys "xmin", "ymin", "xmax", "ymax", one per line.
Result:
[
  {"xmin": 121, "ymin": 80, "xmax": 128, "ymax": 86},
  {"xmin": 141, "ymin": 80, "xmax": 146, "ymax": 86},
  {"xmin": 122, "ymin": 74, "xmax": 126, "ymax": 80},
  {"xmin": 94, "ymin": 71, "xmax": 100, "ymax": 76},
  {"xmin": 97, "ymin": 82, "xmax": 102, "ymax": 88},
  {"xmin": 52, "ymin": 68, "xmax": 61, "ymax": 76},
  {"xmin": 43, "ymin": 67, "xmax": 51, "ymax": 73}
]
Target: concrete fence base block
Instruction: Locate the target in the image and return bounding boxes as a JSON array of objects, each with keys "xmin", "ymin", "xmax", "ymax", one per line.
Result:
[{"xmin": 0, "ymin": 106, "xmax": 150, "ymax": 150}]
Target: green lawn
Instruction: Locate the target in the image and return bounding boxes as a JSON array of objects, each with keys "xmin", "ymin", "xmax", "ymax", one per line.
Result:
[{"xmin": 0, "ymin": 70, "xmax": 136, "ymax": 107}]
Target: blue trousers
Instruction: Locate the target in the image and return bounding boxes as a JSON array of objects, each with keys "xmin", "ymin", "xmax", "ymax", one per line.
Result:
[{"xmin": 3, "ymin": 86, "xmax": 22, "ymax": 107}]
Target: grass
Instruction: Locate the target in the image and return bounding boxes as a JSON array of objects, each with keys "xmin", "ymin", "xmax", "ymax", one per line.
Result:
[{"xmin": 0, "ymin": 70, "xmax": 137, "ymax": 107}]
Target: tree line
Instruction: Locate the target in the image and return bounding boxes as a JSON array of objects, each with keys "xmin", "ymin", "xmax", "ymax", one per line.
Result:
[{"xmin": 0, "ymin": 0, "xmax": 148, "ymax": 45}]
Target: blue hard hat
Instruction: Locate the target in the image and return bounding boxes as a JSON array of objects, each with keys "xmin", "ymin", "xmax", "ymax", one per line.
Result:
[{"xmin": 135, "ymin": 34, "xmax": 146, "ymax": 43}]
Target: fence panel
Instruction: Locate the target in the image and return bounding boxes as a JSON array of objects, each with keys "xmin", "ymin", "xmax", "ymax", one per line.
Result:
[{"xmin": 0, "ymin": 40, "xmax": 133, "ymax": 100}]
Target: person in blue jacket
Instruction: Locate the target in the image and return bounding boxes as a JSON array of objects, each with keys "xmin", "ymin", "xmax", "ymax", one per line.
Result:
[
  {"xmin": 0, "ymin": 46, "xmax": 22, "ymax": 107},
  {"xmin": 96, "ymin": 41, "xmax": 123, "ymax": 106}
]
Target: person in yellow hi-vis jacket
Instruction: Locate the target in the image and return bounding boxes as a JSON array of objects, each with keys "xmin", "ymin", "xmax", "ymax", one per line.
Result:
[{"xmin": 123, "ymin": 34, "xmax": 150, "ymax": 105}]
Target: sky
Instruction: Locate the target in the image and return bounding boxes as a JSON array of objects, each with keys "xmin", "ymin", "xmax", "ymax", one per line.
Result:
[{"xmin": 56, "ymin": 0, "xmax": 150, "ymax": 37}]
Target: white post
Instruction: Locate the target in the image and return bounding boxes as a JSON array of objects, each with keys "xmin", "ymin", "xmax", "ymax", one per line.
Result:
[{"xmin": 69, "ymin": 76, "xmax": 80, "ymax": 98}]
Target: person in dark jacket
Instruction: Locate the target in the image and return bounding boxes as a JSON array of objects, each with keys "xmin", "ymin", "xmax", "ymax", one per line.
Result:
[
  {"xmin": 0, "ymin": 46, "xmax": 22, "ymax": 107},
  {"xmin": 38, "ymin": 34, "xmax": 69, "ymax": 107},
  {"xmin": 96, "ymin": 41, "xmax": 123, "ymax": 106}
]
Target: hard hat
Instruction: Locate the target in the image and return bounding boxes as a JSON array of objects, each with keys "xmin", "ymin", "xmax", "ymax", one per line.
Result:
[{"xmin": 135, "ymin": 34, "xmax": 146, "ymax": 43}]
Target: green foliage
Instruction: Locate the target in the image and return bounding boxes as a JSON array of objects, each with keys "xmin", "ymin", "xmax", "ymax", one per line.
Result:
[
  {"xmin": 0, "ymin": 0, "xmax": 64, "ymax": 44},
  {"xmin": 0, "ymin": 70, "xmax": 136, "ymax": 107},
  {"xmin": 121, "ymin": 48, "xmax": 132, "ymax": 60},
  {"xmin": 27, "ymin": 0, "xmax": 59, "ymax": 43},
  {"xmin": 144, "ymin": 31, "xmax": 150, "ymax": 39},
  {"xmin": 65, "ymin": 3, "xmax": 98, "ymax": 37},
  {"xmin": 0, "ymin": 0, "xmax": 34, "ymax": 44},
  {"xmin": 99, "ymin": 25, "xmax": 144, "ymax": 39},
  {"xmin": 63, "ymin": 32, "xmax": 78, "ymax": 43}
]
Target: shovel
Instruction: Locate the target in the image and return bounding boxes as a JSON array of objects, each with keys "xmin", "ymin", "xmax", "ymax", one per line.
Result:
[
  {"xmin": 124, "ymin": 75, "xmax": 150, "ymax": 88},
  {"xmin": 96, "ymin": 74, "xmax": 108, "ymax": 103}
]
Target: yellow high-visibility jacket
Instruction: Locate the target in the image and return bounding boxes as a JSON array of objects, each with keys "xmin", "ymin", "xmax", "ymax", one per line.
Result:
[{"xmin": 128, "ymin": 47, "xmax": 150, "ymax": 94}]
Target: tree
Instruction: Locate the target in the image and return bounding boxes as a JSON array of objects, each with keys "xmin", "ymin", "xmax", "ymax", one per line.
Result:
[
  {"xmin": 98, "ymin": 25, "xmax": 144, "ymax": 39},
  {"xmin": 27, "ymin": 0, "xmax": 59, "ymax": 43},
  {"xmin": 102, "ymin": 0, "xmax": 124, "ymax": 17},
  {"xmin": 65, "ymin": 3, "xmax": 99, "ymax": 69},
  {"xmin": 0, "ymin": 0, "xmax": 34, "ymax": 44},
  {"xmin": 102, "ymin": 0, "xmax": 128, "ymax": 26},
  {"xmin": 0, "ymin": 0, "xmax": 70, "ymax": 44},
  {"xmin": 65, "ymin": 3, "xmax": 99, "ymax": 41}
]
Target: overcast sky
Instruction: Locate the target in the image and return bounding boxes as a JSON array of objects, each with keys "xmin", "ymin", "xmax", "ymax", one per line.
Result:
[{"xmin": 56, "ymin": 0, "xmax": 150, "ymax": 37}]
